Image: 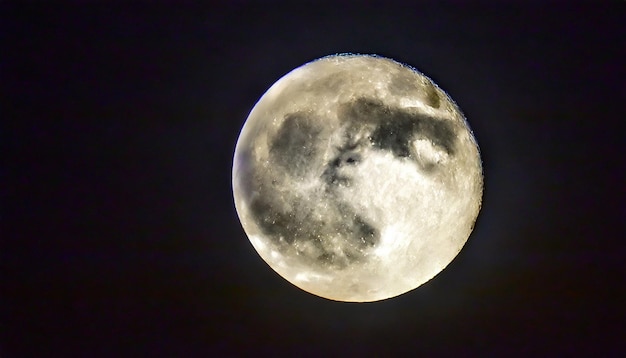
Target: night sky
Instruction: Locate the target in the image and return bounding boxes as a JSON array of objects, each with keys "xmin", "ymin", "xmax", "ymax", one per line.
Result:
[{"xmin": 5, "ymin": 2, "xmax": 624, "ymax": 356}]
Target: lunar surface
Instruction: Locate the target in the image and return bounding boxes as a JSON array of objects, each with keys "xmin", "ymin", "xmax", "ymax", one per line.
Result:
[{"xmin": 232, "ymin": 54, "xmax": 483, "ymax": 302}]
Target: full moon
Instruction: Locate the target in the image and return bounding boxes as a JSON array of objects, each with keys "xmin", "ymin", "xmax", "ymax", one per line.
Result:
[{"xmin": 232, "ymin": 54, "xmax": 483, "ymax": 302}]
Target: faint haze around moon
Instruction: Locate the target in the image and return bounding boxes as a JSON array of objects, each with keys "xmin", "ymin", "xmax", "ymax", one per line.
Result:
[{"xmin": 232, "ymin": 54, "xmax": 483, "ymax": 302}]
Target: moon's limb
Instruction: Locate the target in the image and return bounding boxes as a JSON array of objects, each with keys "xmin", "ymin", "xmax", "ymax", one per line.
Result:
[{"xmin": 232, "ymin": 54, "xmax": 483, "ymax": 302}]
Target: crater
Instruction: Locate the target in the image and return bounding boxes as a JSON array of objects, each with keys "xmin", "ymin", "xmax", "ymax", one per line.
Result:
[
  {"xmin": 422, "ymin": 80, "xmax": 441, "ymax": 108},
  {"xmin": 269, "ymin": 112, "xmax": 322, "ymax": 177},
  {"xmin": 338, "ymin": 97, "xmax": 457, "ymax": 159}
]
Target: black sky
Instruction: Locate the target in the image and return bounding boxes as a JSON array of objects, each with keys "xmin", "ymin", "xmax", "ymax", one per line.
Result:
[{"xmin": 4, "ymin": 2, "xmax": 625, "ymax": 357}]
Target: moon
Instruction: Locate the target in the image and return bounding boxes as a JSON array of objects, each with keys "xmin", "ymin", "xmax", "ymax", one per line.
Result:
[{"xmin": 232, "ymin": 54, "xmax": 483, "ymax": 302}]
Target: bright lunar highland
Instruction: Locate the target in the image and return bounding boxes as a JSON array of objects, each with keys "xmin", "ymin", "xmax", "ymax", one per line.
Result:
[{"xmin": 232, "ymin": 54, "xmax": 483, "ymax": 302}]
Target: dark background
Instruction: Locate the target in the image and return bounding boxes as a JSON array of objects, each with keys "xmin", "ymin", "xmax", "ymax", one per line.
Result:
[{"xmin": 4, "ymin": 2, "xmax": 624, "ymax": 357}]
